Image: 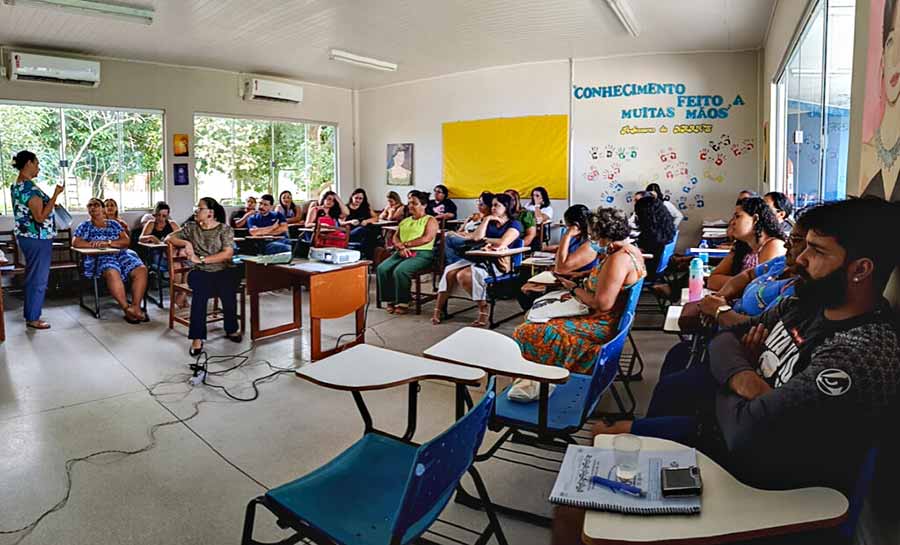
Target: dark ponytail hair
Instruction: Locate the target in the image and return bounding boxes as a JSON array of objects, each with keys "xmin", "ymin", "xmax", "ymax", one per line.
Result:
[
  {"xmin": 731, "ymin": 197, "xmax": 785, "ymax": 274},
  {"xmin": 199, "ymin": 197, "xmax": 227, "ymax": 224},
  {"xmin": 563, "ymin": 204, "xmax": 591, "ymax": 240},
  {"xmin": 12, "ymin": 150, "xmax": 37, "ymax": 171}
]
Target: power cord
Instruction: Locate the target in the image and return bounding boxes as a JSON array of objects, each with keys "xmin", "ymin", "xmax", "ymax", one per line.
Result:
[
  {"xmin": 333, "ymin": 271, "xmax": 388, "ymax": 350},
  {"xmin": 0, "ymin": 349, "xmax": 293, "ymax": 542}
]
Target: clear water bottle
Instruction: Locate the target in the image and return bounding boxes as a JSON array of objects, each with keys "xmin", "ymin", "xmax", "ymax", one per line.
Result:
[
  {"xmin": 688, "ymin": 258, "xmax": 704, "ymax": 302},
  {"xmin": 698, "ymin": 239, "xmax": 709, "ymax": 266}
]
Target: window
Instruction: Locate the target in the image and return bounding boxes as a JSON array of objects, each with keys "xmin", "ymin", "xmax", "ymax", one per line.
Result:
[
  {"xmin": 194, "ymin": 114, "xmax": 336, "ymax": 205},
  {"xmin": 0, "ymin": 101, "xmax": 164, "ymax": 213},
  {"xmin": 772, "ymin": 0, "xmax": 855, "ymax": 207}
]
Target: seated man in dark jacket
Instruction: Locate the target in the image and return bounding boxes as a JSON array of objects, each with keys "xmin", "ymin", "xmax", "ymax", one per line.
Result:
[{"xmin": 593, "ymin": 197, "xmax": 900, "ymax": 497}]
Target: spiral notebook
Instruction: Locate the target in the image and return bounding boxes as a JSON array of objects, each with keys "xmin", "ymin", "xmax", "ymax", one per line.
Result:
[{"xmin": 549, "ymin": 445, "xmax": 701, "ymax": 515}]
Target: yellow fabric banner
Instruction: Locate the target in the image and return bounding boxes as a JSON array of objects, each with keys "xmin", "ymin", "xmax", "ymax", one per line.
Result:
[{"xmin": 442, "ymin": 115, "xmax": 569, "ymax": 199}]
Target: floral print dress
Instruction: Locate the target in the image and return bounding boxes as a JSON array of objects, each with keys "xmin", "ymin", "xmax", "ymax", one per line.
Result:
[{"xmin": 513, "ymin": 248, "xmax": 645, "ymax": 373}]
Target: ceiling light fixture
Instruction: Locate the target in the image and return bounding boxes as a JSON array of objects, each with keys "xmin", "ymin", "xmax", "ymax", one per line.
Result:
[
  {"xmin": 329, "ymin": 49, "xmax": 397, "ymax": 72},
  {"xmin": 604, "ymin": 0, "xmax": 640, "ymax": 38},
  {"xmin": 2, "ymin": 0, "xmax": 154, "ymax": 25}
]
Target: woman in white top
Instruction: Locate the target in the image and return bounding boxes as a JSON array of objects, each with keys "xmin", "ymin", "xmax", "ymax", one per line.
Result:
[
  {"xmin": 645, "ymin": 183, "xmax": 684, "ymax": 227},
  {"xmin": 525, "ymin": 186, "xmax": 554, "ymax": 223}
]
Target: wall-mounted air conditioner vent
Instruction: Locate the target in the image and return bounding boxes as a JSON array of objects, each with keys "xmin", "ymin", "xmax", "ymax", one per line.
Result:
[
  {"xmin": 8, "ymin": 51, "xmax": 101, "ymax": 87},
  {"xmin": 242, "ymin": 78, "xmax": 303, "ymax": 104}
]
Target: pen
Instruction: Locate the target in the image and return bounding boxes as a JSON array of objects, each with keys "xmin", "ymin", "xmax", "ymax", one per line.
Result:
[{"xmin": 591, "ymin": 476, "xmax": 645, "ymax": 497}]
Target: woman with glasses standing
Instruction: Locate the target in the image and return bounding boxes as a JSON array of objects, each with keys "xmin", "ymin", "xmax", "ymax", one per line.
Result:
[
  {"xmin": 166, "ymin": 197, "xmax": 241, "ymax": 356},
  {"xmin": 10, "ymin": 150, "xmax": 63, "ymax": 330}
]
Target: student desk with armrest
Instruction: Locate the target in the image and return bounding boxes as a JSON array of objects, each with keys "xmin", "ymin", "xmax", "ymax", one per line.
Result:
[{"xmin": 581, "ymin": 435, "xmax": 848, "ymax": 545}]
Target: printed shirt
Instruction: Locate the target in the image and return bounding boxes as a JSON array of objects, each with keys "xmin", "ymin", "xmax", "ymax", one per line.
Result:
[
  {"xmin": 426, "ymin": 198, "xmax": 457, "ymax": 218},
  {"xmin": 708, "ymin": 297, "xmax": 900, "ymax": 493},
  {"xmin": 11, "ymin": 180, "xmax": 55, "ymax": 239},
  {"xmin": 732, "ymin": 255, "xmax": 797, "ymax": 316},
  {"xmin": 171, "ymin": 223, "xmax": 235, "ymax": 272}
]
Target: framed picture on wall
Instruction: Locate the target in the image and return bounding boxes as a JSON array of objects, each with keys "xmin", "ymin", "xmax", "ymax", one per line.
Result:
[
  {"xmin": 386, "ymin": 143, "xmax": 414, "ymax": 186},
  {"xmin": 173, "ymin": 163, "xmax": 189, "ymax": 186},
  {"xmin": 173, "ymin": 133, "xmax": 190, "ymax": 157}
]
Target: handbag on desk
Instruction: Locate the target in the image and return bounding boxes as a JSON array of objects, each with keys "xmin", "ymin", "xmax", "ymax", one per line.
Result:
[{"xmin": 526, "ymin": 289, "xmax": 590, "ymax": 323}]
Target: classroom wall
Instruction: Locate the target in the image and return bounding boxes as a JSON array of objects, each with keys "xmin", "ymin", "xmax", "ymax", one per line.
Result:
[
  {"xmin": 571, "ymin": 51, "xmax": 760, "ymax": 246},
  {"xmin": 359, "ymin": 51, "xmax": 759, "ymax": 247},
  {"xmin": 357, "ymin": 60, "xmax": 571, "ymax": 217},
  {"xmin": 0, "ymin": 53, "xmax": 355, "ymax": 223}
]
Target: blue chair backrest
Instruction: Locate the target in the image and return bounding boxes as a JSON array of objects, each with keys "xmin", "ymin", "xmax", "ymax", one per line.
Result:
[
  {"xmin": 510, "ymin": 237, "xmax": 525, "ymax": 269},
  {"xmin": 839, "ymin": 446, "xmax": 879, "ymax": 540},
  {"xmin": 620, "ymin": 278, "xmax": 644, "ymax": 331},
  {"xmin": 582, "ymin": 313, "xmax": 633, "ymax": 421},
  {"xmin": 391, "ymin": 378, "xmax": 497, "ymax": 542},
  {"xmin": 656, "ymin": 231, "xmax": 679, "ymax": 276}
]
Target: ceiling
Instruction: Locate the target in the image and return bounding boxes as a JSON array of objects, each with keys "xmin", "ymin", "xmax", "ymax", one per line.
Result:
[{"xmin": 0, "ymin": 0, "xmax": 776, "ymax": 90}]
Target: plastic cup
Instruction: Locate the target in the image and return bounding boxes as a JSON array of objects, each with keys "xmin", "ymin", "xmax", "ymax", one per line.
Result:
[{"xmin": 613, "ymin": 434, "xmax": 642, "ymax": 482}]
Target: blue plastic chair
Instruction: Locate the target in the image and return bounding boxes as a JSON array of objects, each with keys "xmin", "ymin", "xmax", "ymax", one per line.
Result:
[
  {"xmin": 655, "ymin": 230, "xmax": 679, "ymax": 278},
  {"xmin": 838, "ymin": 447, "xmax": 879, "ymax": 541},
  {"xmin": 491, "ymin": 312, "xmax": 633, "ymax": 440},
  {"xmin": 241, "ymin": 379, "xmax": 505, "ymax": 545}
]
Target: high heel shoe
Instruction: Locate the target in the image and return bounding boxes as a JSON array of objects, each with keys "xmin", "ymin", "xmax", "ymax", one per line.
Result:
[{"xmin": 189, "ymin": 342, "xmax": 204, "ymax": 357}]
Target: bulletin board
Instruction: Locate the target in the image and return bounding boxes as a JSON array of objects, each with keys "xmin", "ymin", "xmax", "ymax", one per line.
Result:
[{"xmin": 442, "ymin": 115, "xmax": 568, "ymax": 198}]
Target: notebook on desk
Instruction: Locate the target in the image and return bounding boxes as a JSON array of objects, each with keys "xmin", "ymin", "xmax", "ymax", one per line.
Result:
[
  {"xmin": 240, "ymin": 252, "xmax": 293, "ymax": 266},
  {"xmin": 550, "ymin": 445, "xmax": 701, "ymax": 515}
]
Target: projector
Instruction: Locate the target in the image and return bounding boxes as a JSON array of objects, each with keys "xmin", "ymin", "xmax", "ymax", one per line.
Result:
[{"xmin": 309, "ymin": 247, "xmax": 361, "ymax": 264}]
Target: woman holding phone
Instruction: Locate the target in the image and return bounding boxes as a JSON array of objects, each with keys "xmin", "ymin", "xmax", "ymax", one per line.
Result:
[{"xmin": 10, "ymin": 150, "xmax": 63, "ymax": 330}]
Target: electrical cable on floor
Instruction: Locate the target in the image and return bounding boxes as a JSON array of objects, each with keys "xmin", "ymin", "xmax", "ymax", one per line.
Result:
[
  {"xmin": 0, "ymin": 346, "xmax": 293, "ymax": 542},
  {"xmin": 333, "ymin": 272, "xmax": 388, "ymax": 350}
]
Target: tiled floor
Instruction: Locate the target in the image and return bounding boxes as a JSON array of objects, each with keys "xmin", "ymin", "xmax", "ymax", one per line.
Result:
[{"xmin": 0, "ymin": 285, "xmax": 674, "ymax": 545}]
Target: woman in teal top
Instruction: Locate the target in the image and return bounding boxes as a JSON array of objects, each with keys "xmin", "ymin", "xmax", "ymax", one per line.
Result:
[
  {"xmin": 376, "ymin": 190, "xmax": 439, "ymax": 315},
  {"xmin": 10, "ymin": 150, "xmax": 63, "ymax": 330}
]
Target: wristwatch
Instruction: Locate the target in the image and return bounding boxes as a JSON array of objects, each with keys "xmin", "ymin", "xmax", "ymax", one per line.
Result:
[
  {"xmin": 199, "ymin": 255, "xmax": 206, "ymax": 264},
  {"xmin": 714, "ymin": 304, "xmax": 732, "ymax": 322}
]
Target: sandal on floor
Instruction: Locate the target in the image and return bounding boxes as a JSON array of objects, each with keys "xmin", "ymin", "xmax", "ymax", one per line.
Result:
[
  {"xmin": 470, "ymin": 311, "xmax": 490, "ymax": 328},
  {"xmin": 431, "ymin": 308, "xmax": 442, "ymax": 325},
  {"xmin": 385, "ymin": 304, "xmax": 396, "ymax": 314},
  {"xmin": 189, "ymin": 342, "xmax": 204, "ymax": 357},
  {"xmin": 226, "ymin": 333, "xmax": 243, "ymax": 343},
  {"xmin": 26, "ymin": 320, "xmax": 51, "ymax": 330},
  {"xmin": 393, "ymin": 305, "xmax": 409, "ymax": 315}
]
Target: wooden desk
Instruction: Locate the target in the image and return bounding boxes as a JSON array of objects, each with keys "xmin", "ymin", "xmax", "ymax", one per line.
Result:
[
  {"xmin": 244, "ymin": 258, "xmax": 370, "ymax": 361},
  {"xmin": 582, "ymin": 436, "xmax": 848, "ymax": 545},
  {"xmin": 424, "ymin": 327, "xmax": 569, "ymax": 383},
  {"xmin": 298, "ymin": 344, "xmax": 485, "ymax": 391}
]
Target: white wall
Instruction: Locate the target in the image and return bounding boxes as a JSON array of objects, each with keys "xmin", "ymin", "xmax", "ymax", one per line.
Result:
[
  {"xmin": 359, "ymin": 52, "xmax": 759, "ymax": 247},
  {"xmin": 571, "ymin": 51, "xmax": 760, "ymax": 246},
  {"xmin": 0, "ymin": 54, "xmax": 355, "ymax": 223},
  {"xmin": 357, "ymin": 60, "xmax": 570, "ymax": 217}
]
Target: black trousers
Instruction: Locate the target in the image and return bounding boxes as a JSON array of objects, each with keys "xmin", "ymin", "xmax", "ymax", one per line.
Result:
[{"xmin": 187, "ymin": 267, "xmax": 240, "ymax": 340}]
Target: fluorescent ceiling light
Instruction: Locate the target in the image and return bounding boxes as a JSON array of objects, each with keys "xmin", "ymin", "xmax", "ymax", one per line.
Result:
[
  {"xmin": 2, "ymin": 0, "xmax": 154, "ymax": 25},
  {"xmin": 329, "ymin": 49, "xmax": 397, "ymax": 72},
  {"xmin": 605, "ymin": 0, "xmax": 640, "ymax": 38}
]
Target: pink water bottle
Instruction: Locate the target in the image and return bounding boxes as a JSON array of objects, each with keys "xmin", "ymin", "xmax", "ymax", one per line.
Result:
[{"xmin": 688, "ymin": 257, "xmax": 703, "ymax": 302}]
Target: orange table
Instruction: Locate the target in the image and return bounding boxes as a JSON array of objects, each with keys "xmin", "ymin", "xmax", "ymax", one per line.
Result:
[{"xmin": 244, "ymin": 259, "xmax": 370, "ymax": 361}]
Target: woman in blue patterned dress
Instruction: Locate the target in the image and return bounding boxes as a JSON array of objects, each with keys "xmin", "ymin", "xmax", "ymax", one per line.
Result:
[
  {"xmin": 72, "ymin": 198, "xmax": 148, "ymax": 323},
  {"xmin": 10, "ymin": 150, "xmax": 64, "ymax": 330}
]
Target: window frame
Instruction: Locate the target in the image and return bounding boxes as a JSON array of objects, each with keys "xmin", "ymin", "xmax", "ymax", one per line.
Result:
[
  {"xmin": 192, "ymin": 111, "xmax": 339, "ymax": 205},
  {"xmin": 0, "ymin": 98, "xmax": 166, "ymax": 213}
]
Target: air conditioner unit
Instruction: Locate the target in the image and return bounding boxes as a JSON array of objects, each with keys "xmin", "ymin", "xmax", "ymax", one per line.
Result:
[
  {"xmin": 8, "ymin": 51, "xmax": 101, "ymax": 87},
  {"xmin": 242, "ymin": 78, "xmax": 303, "ymax": 104}
]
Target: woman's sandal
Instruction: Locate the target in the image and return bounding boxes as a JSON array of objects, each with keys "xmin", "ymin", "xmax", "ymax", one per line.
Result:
[
  {"xmin": 393, "ymin": 305, "xmax": 409, "ymax": 315},
  {"xmin": 385, "ymin": 304, "xmax": 396, "ymax": 314},
  {"xmin": 189, "ymin": 342, "xmax": 204, "ymax": 357},
  {"xmin": 470, "ymin": 310, "xmax": 490, "ymax": 328},
  {"xmin": 26, "ymin": 320, "xmax": 51, "ymax": 330},
  {"xmin": 431, "ymin": 308, "xmax": 442, "ymax": 325}
]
